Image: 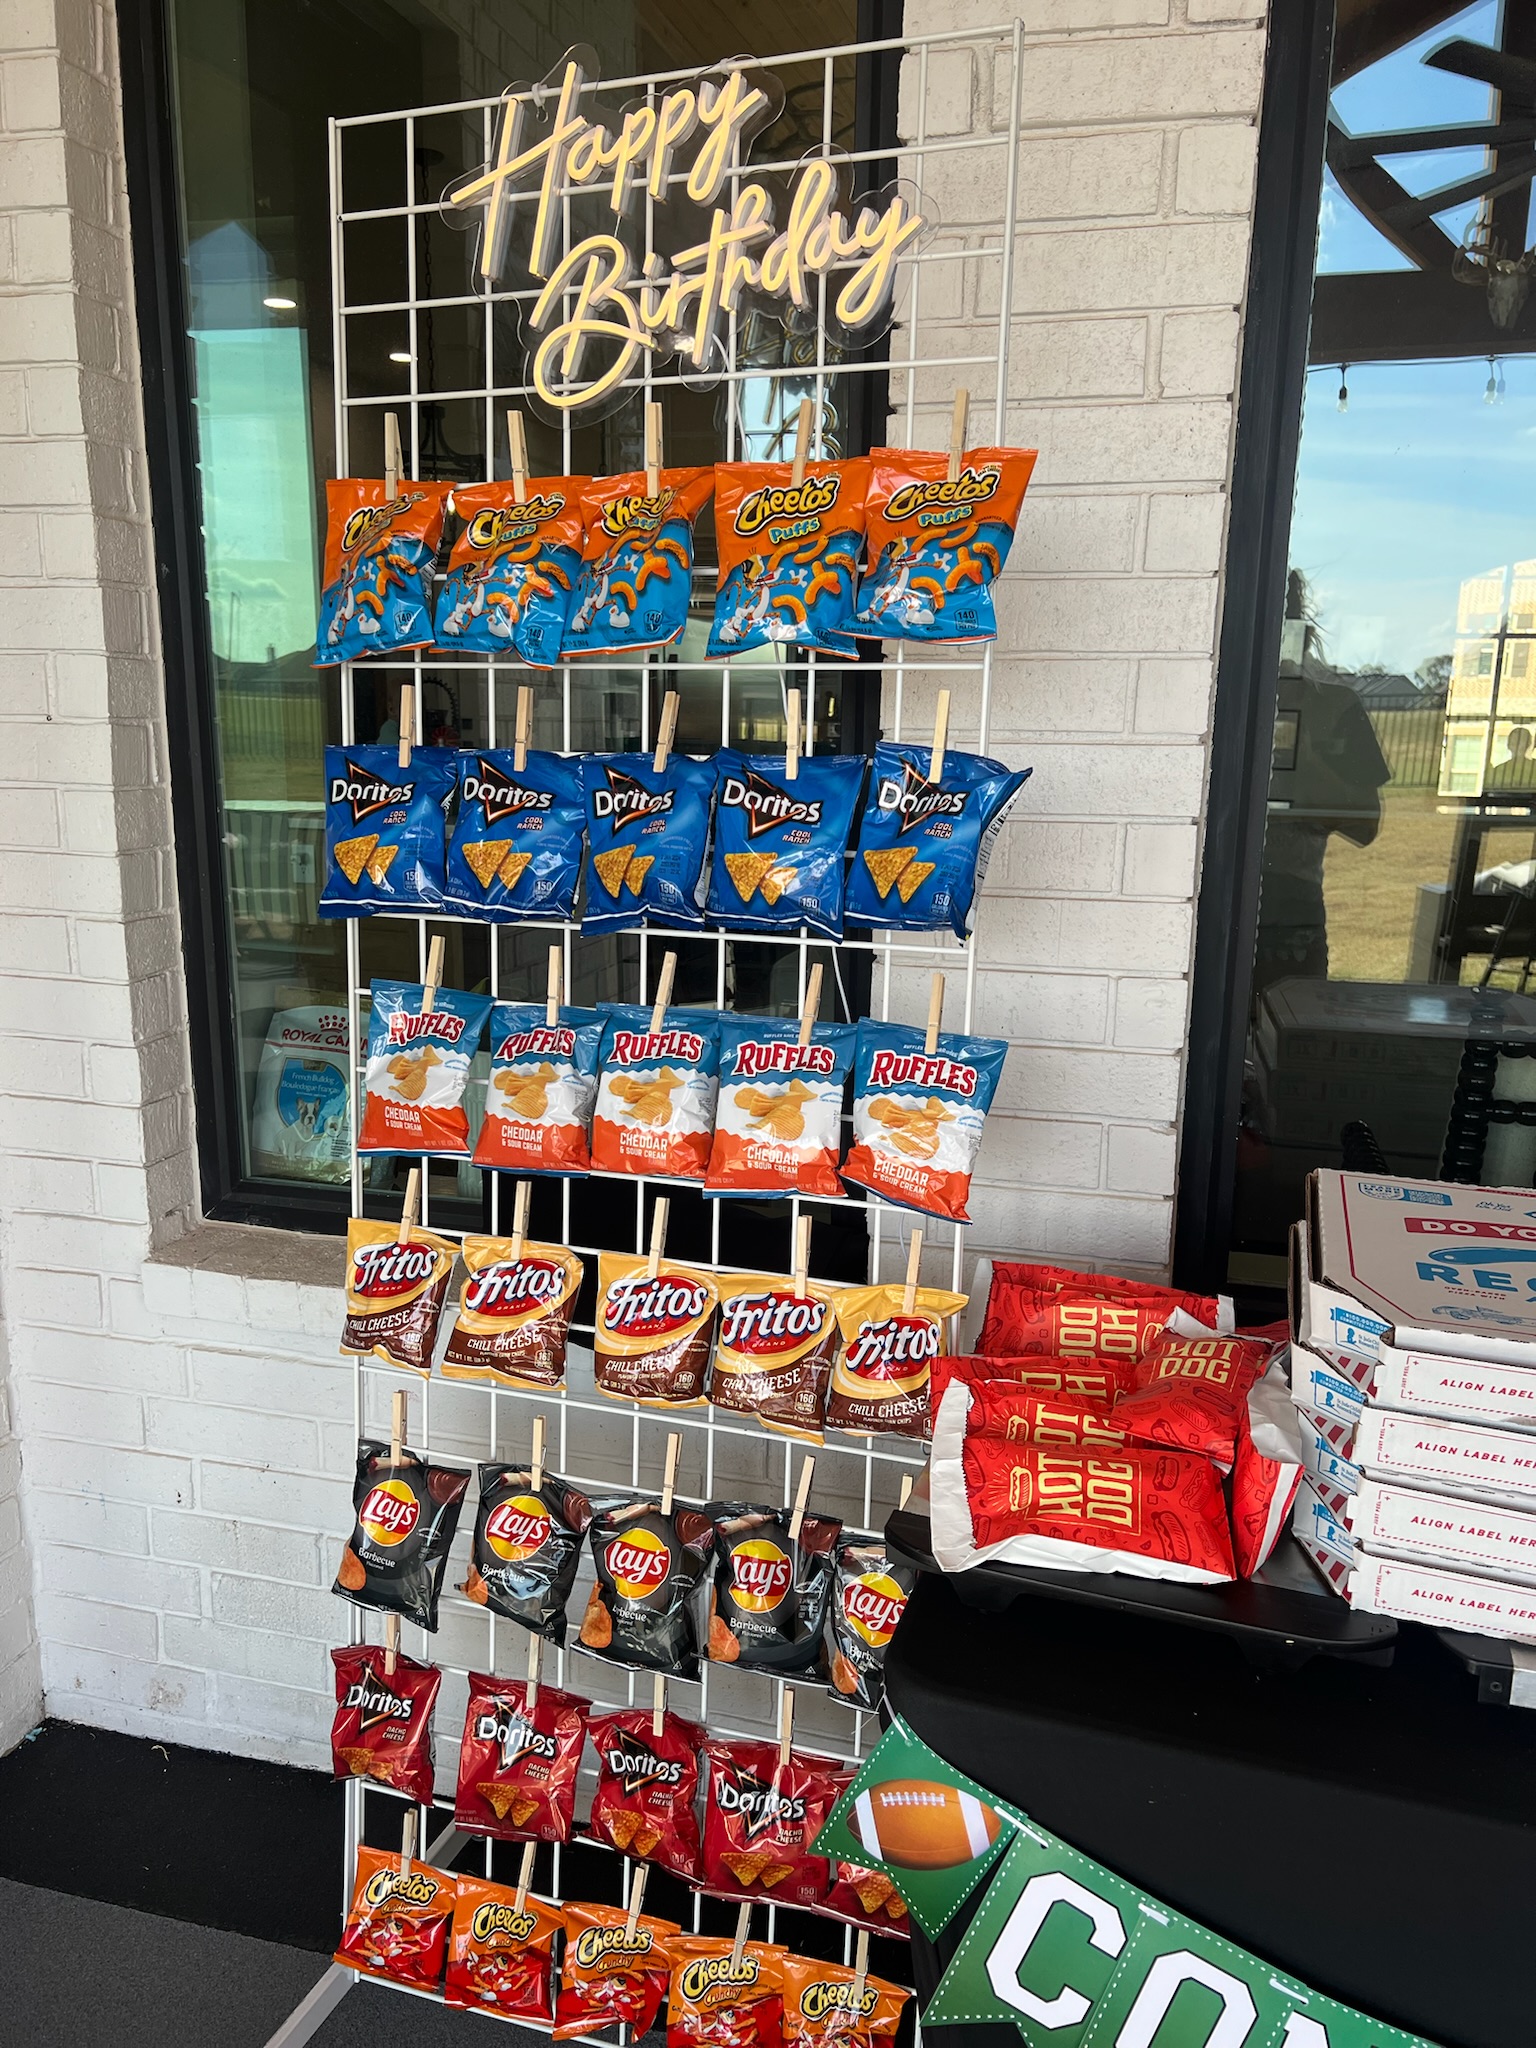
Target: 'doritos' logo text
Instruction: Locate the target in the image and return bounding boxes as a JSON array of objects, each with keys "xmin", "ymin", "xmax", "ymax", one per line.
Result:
[{"xmin": 735, "ymin": 471, "xmax": 840, "ymax": 537}]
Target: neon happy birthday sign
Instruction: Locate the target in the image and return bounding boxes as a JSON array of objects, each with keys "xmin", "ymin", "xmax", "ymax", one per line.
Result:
[{"xmin": 443, "ymin": 48, "xmax": 928, "ymax": 418}]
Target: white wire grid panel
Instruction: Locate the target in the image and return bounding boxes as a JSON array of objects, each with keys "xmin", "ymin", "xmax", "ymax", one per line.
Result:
[{"xmin": 329, "ymin": 16, "xmax": 1024, "ymax": 2023}]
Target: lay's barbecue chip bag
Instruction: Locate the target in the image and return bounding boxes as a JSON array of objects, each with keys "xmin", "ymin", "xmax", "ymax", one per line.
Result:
[
  {"xmin": 473, "ymin": 1001, "xmax": 603, "ymax": 1176},
  {"xmin": 320, "ymin": 744, "xmax": 454, "ymax": 918},
  {"xmin": 592, "ymin": 1006, "xmax": 720, "ymax": 1183},
  {"xmin": 706, "ymin": 751, "xmax": 866, "ymax": 939},
  {"xmin": 447, "ymin": 750, "xmax": 586, "ymax": 924},
  {"xmin": 582, "ymin": 753, "xmax": 717, "ymax": 937},
  {"xmin": 855, "ymin": 446, "xmax": 1036, "ymax": 644},
  {"xmin": 436, "ymin": 477, "xmax": 586, "ymax": 664},
  {"xmin": 316, "ymin": 478, "xmax": 449, "ymax": 665},
  {"xmin": 846, "ymin": 742, "xmax": 1030, "ymax": 939},
  {"xmin": 709, "ymin": 459, "xmax": 870, "ymax": 659},
  {"xmin": 705, "ymin": 1017, "xmax": 855, "ymax": 1201},
  {"xmin": 562, "ymin": 467, "xmax": 714, "ymax": 659},
  {"xmin": 358, "ymin": 977, "xmax": 492, "ymax": 1156},
  {"xmin": 841, "ymin": 1020, "xmax": 1007, "ymax": 1224}
]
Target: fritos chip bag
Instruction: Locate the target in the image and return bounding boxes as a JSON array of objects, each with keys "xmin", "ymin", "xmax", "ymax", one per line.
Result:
[
  {"xmin": 358, "ymin": 976, "xmax": 492, "ymax": 1156},
  {"xmin": 1111, "ymin": 1332, "xmax": 1269, "ymax": 1472},
  {"xmin": 562, "ymin": 467, "xmax": 714, "ymax": 659},
  {"xmin": 667, "ymin": 1937, "xmax": 786, "ymax": 2048},
  {"xmin": 706, "ymin": 1018, "xmax": 855, "ymax": 1201},
  {"xmin": 965, "ymin": 1383, "xmax": 1134, "ymax": 1454},
  {"xmin": 928, "ymin": 1354, "xmax": 1119, "ymax": 1410},
  {"xmin": 333, "ymin": 1438, "xmax": 470, "ymax": 1632},
  {"xmin": 706, "ymin": 751, "xmax": 867, "ymax": 940},
  {"xmin": 320, "ymin": 743, "xmax": 455, "ymax": 918},
  {"xmin": 826, "ymin": 1280, "xmax": 967, "ymax": 1438},
  {"xmin": 593, "ymin": 1253, "xmax": 721, "ymax": 1408},
  {"xmin": 473, "ymin": 1000, "xmax": 603, "ymax": 1176},
  {"xmin": 316, "ymin": 478, "xmax": 449, "ymax": 665},
  {"xmin": 976, "ymin": 1262, "xmax": 1222, "ymax": 1380},
  {"xmin": 441, "ymin": 1236, "xmax": 583, "ymax": 1388},
  {"xmin": 445, "ymin": 1873, "xmax": 563, "ymax": 2022},
  {"xmin": 701, "ymin": 1738, "xmax": 841, "ymax": 1909},
  {"xmin": 709, "ymin": 460, "xmax": 870, "ymax": 659},
  {"xmin": 780, "ymin": 1957, "xmax": 911, "ymax": 2045},
  {"xmin": 455, "ymin": 1673, "xmax": 589, "ymax": 1841},
  {"xmin": 577, "ymin": 1491, "xmax": 717, "ymax": 1678},
  {"xmin": 705, "ymin": 1503, "xmax": 841, "ymax": 1675},
  {"xmin": 335, "ymin": 1844, "xmax": 455, "ymax": 1990},
  {"xmin": 446, "ymin": 750, "xmax": 586, "ymax": 923},
  {"xmin": 330, "ymin": 1643, "xmax": 441, "ymax": 1805},
  {"xmin": 823, "ymin": 1536, "xmax": 913, "ymax": 1712},
  {"xmin": 555, "ymin": 1900, "xmax": 681, "ymax": 2041},
  {"xmin": 818, "ymin": 1867, "xmax": 910, "ymax": 1940},
  {"xmin": 462, "ymin": 1465, "xmax": 592, "ymax": 1642},
  {"xmin": 582, "ymin": 752, "xmax": 717, "ymax": 936},
  {"xmin": 1230, "ymin": 1372, "xmax": 1306, "ymax": 1578},
  {"xmin": 842, "ymin": 1020, "xmax": 1007, "ymax": 1225},
  {"xmin": 588, "ymin": 1707, "xmax": 705, "ymax": 1882},
  {"xmin": 592, "ymin": 1006, "xmax": 720, "ymax": 1182},
  {"xmin": 436, "ymin": 478, "xmax": 586, "ymax": 665},
  {"xmin": 845, "ymin": 742, "xmax": 1031, "ymax": 940},
  {"xmin": 855, "ymin": 446, "xmax": 1036, "ymax": 644},
  {"xmin": 711, "ymin": 1276, "xmax": 840, "ymax": 1442},
  {"xmin": 340, "ymin": 1218, "xmax": 456, "ymax": 1374}
]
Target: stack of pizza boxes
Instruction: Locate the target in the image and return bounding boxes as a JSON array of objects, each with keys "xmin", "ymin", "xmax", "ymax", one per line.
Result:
[{"xmin": 1288, "ymin": 1169, "xmax": 1536, "ymax": 1640}]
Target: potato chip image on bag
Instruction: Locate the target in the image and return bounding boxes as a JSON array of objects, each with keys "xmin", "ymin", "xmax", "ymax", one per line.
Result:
[
  {"xmin": 846, "ymin": 742, "xmax": 1031, "ymax": 939},
  {"xmin": 582, "ymin": 752, "xmax": 717, "ymax": 936},
  {"xmin": 825, "ymin": 1280, "xmax": 967, "ymax": 1438},
  {"xmin": 841, "ymin": 1019, "xmax": 1006, "ymax": 1225},
  {"xmin": 822, "ymin": 1537, "xmax": 913, "ymax": 1714},
  {"xmin": 705, "ymin": 1018, "xmax": 855, "ymax": 1201},
  {"xmin": 855, "ymin": 445, "xmax": 1036, "ymax": 644},
  {"xmin": 320, "ymin": 743, "xmax": 455, "ymax": 918},
  {"xmin": 441, "ymin": 1236, "xmax": 583, "ymax": 1388},
  {"xmin": 462, "ymin": 1465, "xmax": 591, "ymax": 1643},
  {"xmin": 701, "ymin": 1739, "xmax": 841, "ymax": 1910},
  {"xmin": 780, "ymin": 1956, "xmax": 911, "ymax": 2038},
  {"xmin": 706, "ymin": 751, "xmax": 867, "ymax": 940},
  {"xmin": 340, "ymin": 1218, "xmax": 457, "ymax": 1374},
  {"xmin": 705, "ymin": 1502, "xmax": 840, "ymax": 1675},
  {"xmin": 592, "ymin": 1253, "xmax": 721, "ymax": 1407},
  {"xmin": 455, "ymin": 1673, "xmax": 590, "ymax": 1841},
  {"xmin": 436, "ymin": 477, "xmax": 587, "ymax": 665},
  {"xmin": 472, "ymin": 1000, "xmax": 603, "ymax": 1176},
  {"xmin": 446, "ymin": 750, "xmax": 586, "ymax": 924},
  {"xmin": 316, "ymin": 477, "xmax": 450, "ymax": 665},
  {"xmin": 358, "ymin": 977, "xmax": 492, "ymax": 1157},
  {"xmin": 711, "ymin": 1277, "xmax": 840, "ymax": 1442},
  {"xmin": 592, "ymin": 1005, "xmax": 720, "ymax": 1182},
  {"xmin": 709, "ymin": 460, "xmax": 870, "ymax": 658},
  {"xmin": 562, "ymin": 467, "xmax": 714, "ymax": 659}
]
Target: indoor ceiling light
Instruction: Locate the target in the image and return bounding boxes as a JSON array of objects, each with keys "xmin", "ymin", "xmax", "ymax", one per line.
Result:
[{"xmin": 262, "ymin": 294, "xmax": 297, "ymax": 309}]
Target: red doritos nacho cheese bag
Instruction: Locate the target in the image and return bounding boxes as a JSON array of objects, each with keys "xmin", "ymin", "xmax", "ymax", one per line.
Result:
[
  {"xmin": 563, "ymin": 467, "xmax": 714, "ymax": 659},
  {"xmin": 856, "ymin": 446, "xmax": 1035, "ymax": 644},
  {"xmin": 555, "ymin": 1902, "xmax": 681, "ymax": 2041},
  {"xmin": 330, "ymin": 1644, "xmax": 441, "ymax": 1805},
  {"xmin": 317, "ymin": 479, "xmax": 449, "ymax": 665},
  {"xmin": 826, "ymin": 1280, "xmax": 966, "ymax": 1438},
  {"xmin": 709, "ymin": 460, "xmax": 870, "ymax": 659},
  {"xmin": 780, "ymin": 1956, "xmax": 912, "ymax": 2046},
  {"xmin": 454, "ymin": 1674, "xmax": 589, "ymax": 1841},
  {"xmin": 335, "ymin": 1844, "xmax": 454, "ymax": 1990},
  {"xmin": 818, "ymin": 1864, "xmax": 912, "ymax": 1937},
  {"xmin": 445, "ymin": 1874, "xmax": 563, "ymax": 2022},
  {"xmin": 667, "ymin": 1937, "xmax": 786, "ymax": 2048},
  {"xmin": 589, "ymin": 1707, "xmax": 705, "ymax": 1881},
  {"xmin": 701, "ymin": 1738, "xmax": 841, "ymax": 1909},
  {"xmin": 440, "ymin": 1236, "xmax": 582, "ymax": 1389},
  {"xmin": 1111, "ymin": 1333, "xmax": 1268, "ymax": 1472}
]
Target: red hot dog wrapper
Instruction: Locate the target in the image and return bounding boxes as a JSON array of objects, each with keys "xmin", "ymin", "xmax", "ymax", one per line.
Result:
[
  {"xmin": 780, "ymin": 1956, "xmax": 911, "ymax": 2044},
  {"xmin": 823, "ymin": 1537, "xmax": 913, "ymax": 1714},
  {"xmin": 554, "ymin": 1902, "xmax": 682, "ymax": 2041},
  {"xmin": 978, "ymin": 1262, "xmax": 1222, "ymax": 1367},
  {"xmin": 333, "ymin": 1439, "xmax": 470, "ymax": 1632},
  {"xmin": 701, "ymin": 1738, "xmax": 842, "ymax": 1909},
  {"xmin": 462, "ymin": 1465, "xmax": 591, "ymax": 1644},
  {"xmin": 667, "ymin": 1937, "xmax": 786, "ymax": 2048},
  {"xmin": 929, "ymin": 1354, "xmax": 1119, "ymax": 1410},
  {"xmin": 330, "ymin": 1643, "xmax": 441, "ymax": 1805},
  {"xmin": 441, "ymin": 1236, "xmax": 582, "ymax": 1388},
  {"xmin": 577, "ymin": 1493, "xmax": 717, "ymax": 1679},
  {"xmin": 593, "ymin": 1252, "xmax": 721, "ymax": 1408},
  {"xmin": 454, "ymin": 1673, "xmax": 589, "ymax": 1841},
  {"xmin": 712, "ymin": 1276, "xmax": 840, "ymax": 1442},
  {"xmin": 705, "ymin": 1503, "xmax": 841, "ymax": 1675},
  {"xmin": 340, "ymin": 1219, "xmax": 456, "ymax": 1374},
  {"xmin": 444, "ymin": 1874, "xmax": 563, "ymax": 2022},
  {"xmin": 964, "ymin": 1383, "xmax": 1133, "ymax": 1454},
  {"xmin": 335, "ymin": 1844, "xmax": 455, "ymax": 1990},
  {"xmin": 588, "ymin": 1706, "xmax": 706, "ymax": 1881},
  {"xmin": 825, "ymin": 1282, "xmax": 966, "ymax": 1438},
  {"xmin": 1230, "ymin": 1373, "xmax": 1306, "ymax": 1577},
  {"xmin": 1111, "ymin": 1333, "xmax": 1269, "ymax": 1472}
]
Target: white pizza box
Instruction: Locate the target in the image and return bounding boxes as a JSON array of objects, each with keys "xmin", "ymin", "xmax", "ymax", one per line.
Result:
[
  {"xmin": 1293, "ymin": 1401, "xmax": 1360, "ymax": 1496},
  {"xmin": 1348, "ymin": 1477, "xmax": 1536, "ymax": 1588},
  {"xmin": 1303, "ymin": 1171, "xmax": 1536, "ymax": 1369},
  {"xmin": 1288, "ymin": 1341, "xmax": 1368, "ymax": 1419},
  {"xmin": 1348, "ymin": 1552, "xmax": 1536, "ymax": 1644},
  {"xmin": 1289, "ymin": 1221, "xmax": 1389, "ymax": 1370},
  {"xmin": 1292, "ymin": 1476, "xmax": 1357, "ymax": 1575},
  {"xmin": 1352, "ymin": 1406, "xmax": 1536, "ymax": 1509}
]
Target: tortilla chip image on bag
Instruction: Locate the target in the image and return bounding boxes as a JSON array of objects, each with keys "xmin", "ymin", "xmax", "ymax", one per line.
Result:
[
  {"xmin": 445, "ymin": 1874, "xmax": 563, "ymax": 2022},
  {"xmin": 562, "ymin": 467, "xmax": 714, "ymax": 659},
  {"xmin": 358, "ymin": 977, "xmax": 492, "ymax": 1156},
  {"xmin": 701, "ymin": 1738, "xmax": 842, "ymax": 1909},
  {"xmin": 588, "ymin": 1706, "xmax": 706, "ymax": 1881},
  {"xmin": 455, "ymin": 1674, "xmax": 590, "ymax": 1841},
  {"xmin": 709, "ymin": 460, "xmax": 870, "ymax": 658},
  {"xmin": 706, "ymin": 1018, "xmax": 855, "ymax": 1202},
  {"xmin": 577, "ymin": 1491, "xmax": 717, "ymax": 1679},
  {"xmin": 667, "ymin": 1936, "xmax": 786, "ymax": 2048},
  {"xmin": 841, "ymin": 1020, "xmax": 1007, "ymax": 1225},
  {"xmin": 855, "ymin": 446, "xmax": 1036, "ymax": 644},
  {"xmin": 436, "ymin": 477, "xmax": 587, "ymax": 665},
  {"xmin": 330, "ymin": 1643, "xmax": 442, "ymax": 1805},
  {"xmin": 333, "ymin": 1438, "xmax": 470, "ymax": 1632},
  {"xmin": 592, "ymin": 1006, "xmax": 720, "ymax": 1182},
  {"xmin": 705, "ymin": 1502, "xmax": 841, "ymax": 1674},
  {"xmin": 823, "ymin": 1537, "xmax": 913, "ymax": 1713},
  {"xmin": 462, "ymin": 1465, "xmax": 591, "ymax": 1642},
  {"xmin": 592, "ymin": 1253, "xmax": 721, "ymax": 1407},
  {"xmin": 446, "ymin": 750, "xmax": 586, "ymax": 924},
  {"xmin": 340, "ymin": 1218, "xmax": 456, "ymax": 1374},
  {"xmin": 320, "ymin": 743, "xmax": 455, "ymax": 918},
  {"xmin": 473, "ymin": 1001, "xmax": 602, "ymax": 1176},
  {"xmin": 316, "ymin": 478, "xmax": 450, "ymax": 665},
  {"xmin": 780, "ymin": 1956, "xmax": 911, "ymax": 2046},
  {"xmin": 335, "ymin": 1844, "xmax": 455, "ymax": 1990},
  {"xmin": 845, "ymin": 742, "xmax": 1030, "ymax": 939},
  {"xmin": 555, "ymin": 1901, "xmax": 682, "ymax": 2042},
  {"xmin": 582, "ymin": 752, "xmax": 717, "ymax": 936},
  {"xmin": 441, "ymin": 1236, "xmax": 583, "ymax": 1388},
  {"xmin": 711, "ymin": 1276, "xmax": 840, "ymax": 1442},
  {"xmin": 706, "ymin": 751, "xmax": 867, "ymax": 940},
  {"xmin": 825, "ymin": 1280, "xmax": 967, "ymax": 1438}
]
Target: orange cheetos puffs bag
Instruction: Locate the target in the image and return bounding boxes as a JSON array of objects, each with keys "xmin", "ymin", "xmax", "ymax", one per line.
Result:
[
  {"xmin": 709, "ymin": 459, "xmax": 870, "ymax": 659},
  {"xmin": 855, "ymin": 447, "xmax": 1035, "ymax": 644}
]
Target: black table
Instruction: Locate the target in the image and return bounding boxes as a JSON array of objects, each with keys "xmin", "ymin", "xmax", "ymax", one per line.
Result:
[{"xmin": 887, "ymin": 1571, "xmax": 1536, "ymax": 2048}]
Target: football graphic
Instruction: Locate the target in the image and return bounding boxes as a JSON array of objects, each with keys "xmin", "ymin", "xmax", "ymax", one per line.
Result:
[{"xmin": 847, "ymin": 1778, "xmax": 1003, "ymax": 1870}]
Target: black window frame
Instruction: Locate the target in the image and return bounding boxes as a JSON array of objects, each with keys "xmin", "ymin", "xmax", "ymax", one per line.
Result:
[{"xmin": 117, "ymin": 0, "xmax": 902, "ymax": 1235}]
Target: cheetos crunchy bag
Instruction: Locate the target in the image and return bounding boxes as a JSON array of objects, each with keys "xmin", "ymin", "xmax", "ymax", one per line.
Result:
[
  {"xmin": 444, "ymin": 1873, "xmax": 563, "ymax": 2022},
  {"xmin": 841, "ymin": 1019, "xmax": 1007, "ymax": 1225},
  {"xmin": 846, "ymin": 742, "xmax": 1031, "ymax": 940},
  {"xmin": 316, "ymin": 478, "xmax": 449, "ymax": 665},
  {"xmin": 709, "ymin": 460, "xmax": 870, "ymax": 659},
  {"xmin": 563, "ymin": 467, "xmax": 714, "ymax": 659},
  {"xmin": 855, "ymin": 446, "xmax": 1036, "ymax": 643},
  {"xmin": 555, "ymin": 1901, "xmax": 681, "ymax": 2041},
  {"xmin": 335, "ymin": 1843, "xmax": 454, "ymax": 1990},
  {"xmin": 436, "ymin": 477, "xmax": 586, "ymax": 665}
]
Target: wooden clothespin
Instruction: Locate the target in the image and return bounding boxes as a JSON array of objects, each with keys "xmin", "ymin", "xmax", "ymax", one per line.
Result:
[
  {"xmin": 925, "ymin": 972, "xmax": 944, "ymax": 1055},
  {"xmin": 785, "ymin": 687, "xmax": 801, "ymax": 783},
  {"xmin": 899, "ymin": 1472, "xmax": 914, "ymax": 1510},
  {"xmin": 788, "ymin": 1456, "xmax": 815, "ymax": 1543},
  {"xmin": 929, "ymin": 688, "xmax": 951, "ymax": 784},
  {"xmin": 397, "ymin": 680, "xmax": 415, "ymax": 771},
  {"xmin": 530, "ymin": 1415, "xmax": 546, "ymax": 1492},
  {"xmin": 546, "ymin": 943, "xmax": 563, "ymax": 1027},
  {"xmin": 853, "ymin": 1929, "xmax": 870, "ymax": 2005},
  {"xmin": 384, "ymin": 411, "xmax": 403, "ymax": 499},
  {"xmin": 650, "ymin": 951, "xmax": 676, "ymax": 1033},
  {"xmin": 730, "ymin": 1901, "xmax": 752, "ymax": 1970},
  {"xmin": 660, "ymin": 1431, "xmax": 682, "ymax": 1514},
  {"xmin": 792, "ymin": 1213, "xmax": 811, "ymax": 1301},
  {"xmin": 652, "ymin": 1671, "xmax": 666, "ymax": 1740},
  {"xmin": 398, "ymin": 1806, "xmax": 417, "ymax": 1880},
  {"xmin": 421, "ymin": 935, "xmax": 446, "ymax": 1014},
  {"xmin": 947, "ymin": 390, "xmax": 969, "ymax": 483},
  {"xmin": 902, "ymin": 1230, "xmax": 924, "ymax": 1316},
  {"xmin": 513, "ymin": 684, "xmax": 533, "ymax": 772},
  {"xmin": 397, "ymin": 1169, "xmax": 421, "ymax": 1245},
  {"xmin": 383, "ymin": 1613, "xmax": 401, "ymax": 1676},
  {"xmin": 790, "ymin": 398, "xmax": 813, "ymax": 487},
  {"xmin": 777, "ymin": 1687, "xmax": 794, "ymax": 1768},
  {"xmin": 508, "ymin": 409, "xmax": 529, "ymax": 505},
  {"xmin": 798, "ymin": 964, "xmax": 822, "ymax": 1047},
  {"xmin": 653, "ymin": 689, "xmax": 679, "ymax": 775},
  {"xmin": 526, "ymin": 1629, "xmax": 542, "ymax": 1712},
  {"xmin": 514, "ymin": 1839, "xmax": 536, "ymax": 1915},
  {"xmin": 509, "ymin": 1180, "xmax": 531, "ymax": 1259},
  {"xmin": 389, "ymin": 1388, "xmax": 407, "ymax": 1467},
  {"xmin": 624, "ymin": 1862, "xmax": 649, "ymax": 1938},
  {"xmin": 645, "ymin": 400, "xmax": 663, "ymax": 498},
  {"xmin": 648, "ymin": 1196, "xmax": 670, "ymax": 1279}
]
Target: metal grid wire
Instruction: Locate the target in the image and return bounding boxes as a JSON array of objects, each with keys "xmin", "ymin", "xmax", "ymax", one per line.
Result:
[{"xmin": 329, "ymin": 18, "xmax": 1023, "ymax": 2022}]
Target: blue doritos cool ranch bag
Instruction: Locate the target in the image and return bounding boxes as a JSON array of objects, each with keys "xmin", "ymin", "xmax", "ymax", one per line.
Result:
[
  {"xmin": 581, "ymin": 753, "xmax": 717, "ymax": 937},
  {"xmin": 845, "ymin": 742, "xmax": 1031, "ymax": 939},
  {"xmin": 446, "ymin": 749, "xmax": 586, "ymax": 924},
  {"xmin": 705, "ymin": 750, "xmax": 866, "ymax": 941},
  {"xmin": 320, "ymin": 744, "xmax": 455, "ymax": 918}
]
